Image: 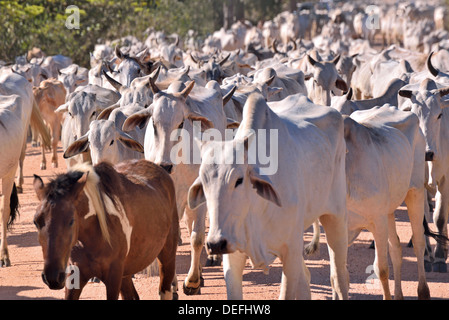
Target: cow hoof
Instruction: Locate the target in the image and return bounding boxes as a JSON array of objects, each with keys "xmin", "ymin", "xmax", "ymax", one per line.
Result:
[
  {"xmin": 205, "ymin": 254, "xmax": 222, "ymax": 266},
  {"xmin": 40, "ymin": 164, "xmax": 46, "ymax": 170},
  {"xmin": 16, "ymin": 186, "xmax": 23, "ymax": 194},
  {"xmin": 432, "ymin": 262, "xmax": 447, "ymax": 273},
  {"xmin": 183, "ymin": 282, "xmax": 201, "ymax": 295},
  {"xmin": 52, "ymin": 163, "xmax": 58, "ymax": 168},
  {"xmin": 172, "ymin": 292, "xmax": 179, "ymax": 300},
  {"xmin": 424, "ymin": 261, "xmax": 433, "ymax": 273},
  {"xmin": 369, "ymin": 240, "xmax": 375, "ymax": 249},
  {"xmin": 0, "ymin": 258, "xmax": 11, "ymax": 268}
]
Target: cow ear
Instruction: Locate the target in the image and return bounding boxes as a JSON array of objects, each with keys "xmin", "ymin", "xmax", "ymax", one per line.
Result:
[
  {"xmin": 188, "ymin": 177, "xmax": 206, "ymax": 210},
  {"xmin": 64, "ymin": 133, "xmax": 90, "ymax": 159},
  {"xmin": 117, "ymin": 130, "xmax": 144, "ymax": 153},
  {"xmin": 55, "ymin": 103, "xmax": 69, "ymax": 113},
  {"xmin": 188, "ymin": 113, "xmax": 214, "ymax": 131},
  {"xmin": 97, "ymin": 103, "xmax": 119, "ymax": 120},
  {"xmin": 122, "ymin": 108, "xmax": 152, "ymax": 132},
  {"xmin": 33, "ymin": 174, "xmax": 45, "ymax": 201},
  {"xmin": 249, "ymin": 169, "xmax": 282, "ymax": 207},
  {"xmin": 335, "ymin": 78, "xmax": 348, "ymax": 92}
]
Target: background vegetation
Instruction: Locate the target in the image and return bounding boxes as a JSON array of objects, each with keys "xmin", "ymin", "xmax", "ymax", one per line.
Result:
[{"xmin": 0, "ymin": 0, "xmax": 303, "ymax": 67}]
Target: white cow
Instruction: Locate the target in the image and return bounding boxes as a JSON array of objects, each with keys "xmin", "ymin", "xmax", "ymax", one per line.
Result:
[
  {"xmin": 0, "ymin": 73, "xmax": 50, "ymax": 267},
  {"xmin": 122, "ymin": 79, "xmax": 229, "ymax": 295},
  {"xmin": 56, "ymin": 86, "xmax": 120, "ymax": 167},
  {"xmin": 399, "ymin": 79, "xmax": 449, "ymax": 273},
  {"xmin": 342, "ymin": 105, "xmax": 430, "ymax": 300},
  {"xmin": 63, "ymin": 119, "xmax": 144, "ymax": 165},
  {"xmin": 64, "ymin": 103, "xmax": 145, "ymax": 165},
  {"xmin": 188, "ymin": 92, "xmax": 349, "ymax": 299}
]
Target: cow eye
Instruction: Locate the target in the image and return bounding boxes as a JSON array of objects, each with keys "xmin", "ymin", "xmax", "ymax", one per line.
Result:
[
  {"xmin": 91, "ymin": 111, "xmax": 96, "ymax": 118},
  {"xmin": 235, "ymin": 177, "xmax": 243, "ymax": 188},
  {"xmin": 109, "ymin": 140, "xmax": 114, "ymax": 146},
  {"xmin": 68, "ymin": 112, "xmax": 73, "ymax": 117},
  {"xmin": 438, "ymin": 113, "xmax": 443, "ymax": 119},
  {"xmin": 69, "ymin": 218, "xmax": 74, "ymax": 226},
  {"xmin": 178, "ymin": 121, "xmax": 184, "ymax": 129}
]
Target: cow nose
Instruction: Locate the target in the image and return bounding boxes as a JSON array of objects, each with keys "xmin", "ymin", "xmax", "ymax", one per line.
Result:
[
  {"xmin": 425, "ymin": 151, "xmax": 435, "ymax": 162},
  {"xmin": 207, "ymin": 239, "xmax": 228, "ymax": 254},
  {"xmin": 160, "ymin": 163, "xmax": 173, "ymax": 174}
]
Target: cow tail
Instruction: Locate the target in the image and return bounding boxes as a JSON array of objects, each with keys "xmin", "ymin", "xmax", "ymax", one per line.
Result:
[
  {"xmin": 423, "ymin": 215, "xmax": 449, "ymax": 245},
  {"xmin": 8, "ymin": 183, "xmax": 19, "ymax": 230}
]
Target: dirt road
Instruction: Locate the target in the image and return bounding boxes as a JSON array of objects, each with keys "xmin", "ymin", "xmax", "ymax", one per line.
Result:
[{"xmin": 0, "ymin": 143, "xmax": 448, "ymax": 300}]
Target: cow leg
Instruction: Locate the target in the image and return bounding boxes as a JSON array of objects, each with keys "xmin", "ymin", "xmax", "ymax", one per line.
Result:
[
  {"xmin": 223, "ymin": 250, "xmax": 246, "ymax": 300},
  {"xmin": 0, "ymin": 173, "xmax": 16, "ymax": 267},
  {"xmin": 280, "ymin": 245, "xmax": 311, "ymax": 300},
  {"xmin": 304, "ymin": 220, "xmax": 320, "ymax": 255},
  {"xmin": 51, "ymin": 119, "xmax": 60, "ymax": 168},
  {"xmin": 405, "ymin": 188, "xmax": 431, "ymax": 299},
  {"xmin": 15, "ymin": 141, "xmax": 26, "ymax": 193},
  {"xmin": 183, "ymin": 205, "xmax": 206, "ymax": 295},
  {"xmin": 320, "ymin": 214, "xmax": 349, "ymax": 300},
  {"xmin": 40, "ymin": 142, "xmax": 47, "ymax": 170},
  {"xmin": 370, "ymin": 217, "xmax": 392, "ymax": 300},
  {"xmin": 433, "ymin": 184, "xmax": 449, "ymax": 272},
  {"xmin": 387, "ymin": 212, "xmax": 403, "ymax": 300}
]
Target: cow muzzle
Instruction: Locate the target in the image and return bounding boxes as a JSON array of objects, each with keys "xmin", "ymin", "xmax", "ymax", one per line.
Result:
[{"xmin": 206, "ymin": 239, "xmax": 230, "ymax": 255}]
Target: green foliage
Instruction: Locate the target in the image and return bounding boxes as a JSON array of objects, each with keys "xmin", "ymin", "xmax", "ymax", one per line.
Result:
[{"xmin": 0, "ymin": 0, "xmax": 303, "ymax": 67}]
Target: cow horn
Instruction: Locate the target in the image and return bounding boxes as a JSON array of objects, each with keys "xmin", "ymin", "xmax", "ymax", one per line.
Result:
[
  {"xmin": 398, "ymin": 89, "xmax": 414, "ymax": 99},
  {"xmin": 102, "ymin": 70, "xmax": 123, "ymax": 92},
  {"xmin": 436, "ymin": 86, "xmax": 449, "ymax": 97},
  {"xmin": 222, "ymin": 85, "xmax": 236, "ymax": 106},
  {"xmin": 331, "ymin": 54, "xmax": 341, "ymax": 65},
  {"xmin": 427, "ymin": 51, "xmax": 439, "ymax": 77},
  {"xmin": 115, "ymin": 45, "xmax": 124, "ymax": 60},
  {"xmin": 180, "ymin": 80, "xmax": 195, "ymax": 98},
  {"xmin": 148, "ymin": 75, "xmax": 161, "ymax": 94},
  {"xmin": 289, "ymin": 37, "xmax": 297, "ymax": 51},
  {"xmin": 219, "ymin": 53, "xmax": 231, "ymax": 66},
  {"xmin": 307, "ymin": 55, "xmax": 318, "ymax": 66},
  {"xmin": 346, "ymin": 87, "xmax": 353, "ymax": 100}
]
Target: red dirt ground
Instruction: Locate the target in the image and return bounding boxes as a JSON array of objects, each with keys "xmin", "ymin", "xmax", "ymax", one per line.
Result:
[{"xmin": 0, "ymin": 142, "xmax": 448, "ymax": 300}]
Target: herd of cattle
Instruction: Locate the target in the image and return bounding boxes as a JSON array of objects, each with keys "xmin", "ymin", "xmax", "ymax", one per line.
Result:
[{"xmin": 1, "ymin": 0, "xmax": 449, "ymax": 300}]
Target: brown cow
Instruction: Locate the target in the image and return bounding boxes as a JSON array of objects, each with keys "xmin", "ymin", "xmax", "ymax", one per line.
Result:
[{"xmin": 33, "ymin": 78, "xmax": 66, "ymax": 169}]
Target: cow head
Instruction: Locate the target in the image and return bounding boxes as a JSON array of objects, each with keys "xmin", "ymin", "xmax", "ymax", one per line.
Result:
[
  {"xmin": 122, "ymin": 79, "xmax": 214, "ymax": 174},
  {"xmin": 306, "ymin": 54, "xmax": 348, "ymax": 106},
  {"xmin": 63, "ymin": 119, "xmax": 144, "ymax": 165},
  {"xmin": 187, "ymin": 134, "xmax": 281, "ymax": 256},
  {"xmin": 399, "ymin": 79, "xmax": 449, "ymax": 165}
]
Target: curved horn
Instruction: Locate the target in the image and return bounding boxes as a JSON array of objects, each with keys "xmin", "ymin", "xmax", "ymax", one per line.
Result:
[
  {"xmin": 102, "ymin": 70, "xmax": 123, "ymax": 92},
  {"xmin": 289, "ymin": 37, "xmax": 297, "ymax": 51},
  {"xmin": 331, "ymin": 54, "xmax": 341, "ymax": 65},
  {"xmin": 223, "ymin": 85, "xmax": 236, "ymax": 106},
  {"xmin": 346, "ymin": 87, "xmax": 353, "ymax": 101},
  {"xmin": 272, "ymin": 39, "xmax": 280, "ymax": 54},
  {"xmin": 435, "ymin": 86, "xmax": 449, "ymax": 97},
  {"xmin": 190, "ymin": 53, "xmax": 199, "ymax": 65},
  {"xmin": 219, "ymin": 53, "xmax": 231, "ymax": 66},
  {"xmin": 307, "ymin": 55, "xmax": 318, "ymax": 66},
  {"xmin": 148, "ymin": 75, "xmax": 161, "ymax": 94},
  {"xmin": 180, "ymin": 80, "xmax": 195, "ymax": 98},
  {"xmin": 427, "ymin": 51, "xmax": 439, "ymax": 77},
  {"xmin": 115, "ymin": 45, "xmax": 124, "ymax": 60}
]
